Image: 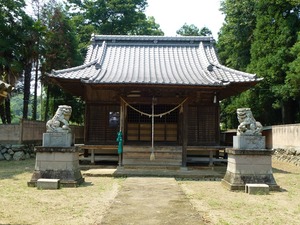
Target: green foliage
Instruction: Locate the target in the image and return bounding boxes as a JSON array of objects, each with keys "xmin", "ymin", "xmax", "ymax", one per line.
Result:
[
  {"xmin": 41, "ymin": 3, "xmax": 84, "ymax": 123},
  {"xmin": 67, "ymin": 14, "xmax": 97, "ymax": 58},
  {"xmin": 9, "ymin": 93, "xmax": 42, "ymax": 123},
  {"xmin": 219, "ymin": 0, "xmax": 300, "ymax": 127},
  {"xmin": 218, "ymin": 0, "xmax": 256, "ymax": 71},
  {"xmin": 248, "ymin": 0, "xmax": 300, "ymax": 124},
  {"xmin": 176, "ymin": 23, "xmax": 212, "ymax": 36},
  {"xmin": 286, "ymin": 32, "xmax": 300, "ymax": 99},
  {"xmin": 0, "ymin": 0, "xmax": 27, "ymax": 81},
  {"xmin": 128, "ymin": 16, "xmax": 164, "ymax": 35},
  {"xmin": 67, "ymin": 0, "xmax": 163, "ymax": 56},
  {"xmin": 42, "ymin": 4, "xmax": 82, "ymax": 72},
  {"xmin": 44, "ymin": 85, "xmax": 84, "ymax": 124}
]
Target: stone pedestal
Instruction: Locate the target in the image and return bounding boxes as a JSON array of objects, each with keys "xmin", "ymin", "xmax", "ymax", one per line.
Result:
[
  {"xmin": 28, "ymin": 146, "xmax": 84, "ymax": 187},
  {"xmin": 233, "ymin": 136, "xmax": 265, "ymax": 149},
  {"xmin": 222, "ymin": 136, "xmax": 279, "ymax": 191},
  {"xmin": 43, "ymin": 132, "xmax": 74, "ymax": 147}
]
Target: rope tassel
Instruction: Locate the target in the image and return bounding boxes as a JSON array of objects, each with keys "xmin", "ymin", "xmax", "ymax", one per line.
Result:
[
  {"xmin": 150, "ymin": 97, "xmax": 155, "ymax": 161},
  {"xmin": 150, "ymin": 149, "xmax": 155, "ymax": 161}
]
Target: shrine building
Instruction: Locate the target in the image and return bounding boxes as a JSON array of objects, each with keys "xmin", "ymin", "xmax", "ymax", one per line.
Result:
[{"xmin": 48, "ymin": 35, "xmax": 261, "ymax": 167}]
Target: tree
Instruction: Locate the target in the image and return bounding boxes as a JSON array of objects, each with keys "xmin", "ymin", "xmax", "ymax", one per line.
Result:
[
  {"xmin": 286, "ymin": 32, "xmax": 300, "ymax": 100},
  {"xmin": 41, "ymin": 3, "xmax": 84, "ymax": 122},
  {"xmin": 67, "ymin": 0, "xmax": 164, "ymax": 56},
  {"xmin": 218, "ymin": 0, "xmax": 300, "ymax": 127},
  {"xmin": 248, "ymin": 0, "xmax": 300, "ymax": 124},
  {"xmin": 31, "ymin": 0, "xmax": 48, "ymax": 120},
  {"xmin": 77, "ymin": 0, "xmax": 148, "ymax": 34},
  {"xmin": 217, "ymin": 0, "xmax": 256, "ymax": 71},
  {"xmin": 217, "ymin": 0, "xmax": 257, "ymax": 128},
  {"xmin": 0, "ymin": 0, "xmax": 28, "ymax": 123},
  {"xmin": 283, "ymin": 31, "xmax": 300, "ymax": 122},
  {"xmin": 20, "ymin": 15, "xmax": 36, "ymax": 120},
  {"xmin": 129, "ymin": 16, "xmax": 164, "ymax": 35},
  {"xmin": 176, "ymin": 23, "xmax": 212, "ymax": 36}
]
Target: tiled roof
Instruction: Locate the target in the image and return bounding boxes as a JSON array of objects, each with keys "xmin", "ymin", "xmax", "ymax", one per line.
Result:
[{"xmin": 50, "ymin": 35, "xmax": 261, "ymax": 87}]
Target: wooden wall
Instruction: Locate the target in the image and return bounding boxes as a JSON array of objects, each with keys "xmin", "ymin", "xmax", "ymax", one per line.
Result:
[
  {"xmin": 84, "ymin": 87, "xmax": 220, "ymax": 146},
  {"xmin": 85, "ymin": 104, "xmax": 120, "ymax": 144},
  {"xmin": 85, "ymin": 102, "xmax": 220, "ymax": 146},
  {"xmin": 187, "ymin": 104, "xmax": 219, "ymax": 146}
]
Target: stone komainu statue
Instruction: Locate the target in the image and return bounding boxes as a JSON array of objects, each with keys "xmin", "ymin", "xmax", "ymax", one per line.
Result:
[
  {"xmin": 46, "ymin": 105, "xmax": 72, "ymax": 132},
  {"xmin": 236, "ymin": 108, "xmax": 263, "ymax": 136}
]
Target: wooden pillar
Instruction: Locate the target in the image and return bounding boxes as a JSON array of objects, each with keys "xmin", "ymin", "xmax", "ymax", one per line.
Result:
[
  {"xmin": 119, "ymin": 98, "xmax": 126, "ymax": 166},
  {"xmin": 182, "ymin": 101, "xmax": 188, "ymax": 167},
  {"xmin": 120, "ymin": 99, "xmax": 125, "ymax": 134},
  {"xmin": 215, "ymin": 93, "xmax": 220, "ymax": 145}
]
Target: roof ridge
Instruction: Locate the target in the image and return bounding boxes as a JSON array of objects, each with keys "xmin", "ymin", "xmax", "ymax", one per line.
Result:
[
  {"xmin": 92, "ymin": 34, "xmax": 215, "ymax": 43},
  {"xmin": 95, "ymin": 41, "xmax": 107, "ymax": 69},
  {"xmin": 209, "ymin": 60, "xmax": 260, "ymax": 80},
  {"xmin": 197, "ymin": 42, "xmax": 223, "ymax": 85}
]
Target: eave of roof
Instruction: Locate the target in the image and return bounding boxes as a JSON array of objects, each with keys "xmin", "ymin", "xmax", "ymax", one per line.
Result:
[{"xmin": 49, "ymin": 35, "xmax": 261, "ymax": 96}]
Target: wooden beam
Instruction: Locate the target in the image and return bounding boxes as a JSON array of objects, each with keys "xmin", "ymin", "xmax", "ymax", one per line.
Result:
[{"xmin": 182, "ymin": 100, "xmax": 188, "ymax": 167}]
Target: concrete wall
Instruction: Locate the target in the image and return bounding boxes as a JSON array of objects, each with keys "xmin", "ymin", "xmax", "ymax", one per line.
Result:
[
  {"xmin": 21, "ymin": 120, "xmax": 46, "ymax": 143},
  {"xmin": 220, "ymin": 124, "xmax": 300, "ymax": 150},
  {"xmin": 0, "ymin": 124, "xmax": 20, "ymax": 144},
  {"xmin": 262, "ymin": 127, "xmax": 272, "ymax": 149},
  {"xmin": 272, "ymin": 124, "xmax": 300, "ymax": 150},
  {"xmin": 0, "ymin": 120, "xmax": 84, "ymax": 144}
]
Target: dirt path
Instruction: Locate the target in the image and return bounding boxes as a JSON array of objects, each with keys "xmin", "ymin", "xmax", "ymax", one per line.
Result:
[{"xmin": 100, "ymin": 177, "xmax": 206, "ymax": 225}]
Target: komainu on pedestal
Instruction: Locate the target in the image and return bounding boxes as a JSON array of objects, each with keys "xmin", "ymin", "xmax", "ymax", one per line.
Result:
[
  {"xmin": 222, "ymin": 108, "xmax": 279, "ymax": 191},
  {"xmin": 28, "ymin": 105, "xmax": 84, "ymax": 188}
]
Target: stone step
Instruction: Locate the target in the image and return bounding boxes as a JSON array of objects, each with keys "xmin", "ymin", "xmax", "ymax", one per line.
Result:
[
  {"xmin": 245, "ymin": 183, "xmax": 269, "ymax": 195},
  {"xmin": 37, "ymin": 178, "xmax": 60, "ymax": 190}
]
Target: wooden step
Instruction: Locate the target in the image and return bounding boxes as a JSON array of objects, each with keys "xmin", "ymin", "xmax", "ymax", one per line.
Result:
[{"xmin": 123, "ymin": 146, "xmax": 182, "ymax": 167}]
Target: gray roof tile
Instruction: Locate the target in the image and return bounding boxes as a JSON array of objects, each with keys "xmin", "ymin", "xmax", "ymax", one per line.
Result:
[{"xmin": 51, "ymin": 35, "xmax": 261, "ymax": 86}]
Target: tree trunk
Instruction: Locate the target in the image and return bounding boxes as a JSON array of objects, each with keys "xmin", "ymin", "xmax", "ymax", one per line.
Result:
[
  {"xmin": 44, "ymin": 86, "xmax": 50, "ymax": 122},
  {"xmin": 282, "ymin": 100, "xmax": 297, "ymax": 124},
  {"xmin": 0, "ymin": 103, "xmax": 7, "ymax": 124},
  {"xmin": 5, "ymin": 98, "xmax": 11, "ymax": 123},
  {"xmin": 0, "ymin": 98, "xmax": 11, "ymax": 124},
  {"xmin": 32, "ymin": 60, "xmax": 39, "ymax": 120},
  {"xmin": 23, "ymin": 63, "xmax": 32, "ymax": 119}
]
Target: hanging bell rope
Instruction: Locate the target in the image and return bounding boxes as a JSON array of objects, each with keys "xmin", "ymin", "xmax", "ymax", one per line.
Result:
[{"xmin": 150, "ymin": 97, "xmax": 155, "ymax": 161}]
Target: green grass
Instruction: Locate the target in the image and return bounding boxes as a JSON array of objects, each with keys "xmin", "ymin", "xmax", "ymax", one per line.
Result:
[
  {"xmin": 0, "ymin": 159, "xmax": 122, "ymax": 225},
  {"xmin": 1, "ymin": 159, "xmax": 300, "ymax": 225},
  {"xmin": 179, "ymin": 160, "xmax": 300, "ymax": 225}
]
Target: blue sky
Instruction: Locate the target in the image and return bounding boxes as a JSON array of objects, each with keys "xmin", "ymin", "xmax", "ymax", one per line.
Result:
[{"xmin": 145, "ymin": 0, "xmax": 225, "ymax": 39}]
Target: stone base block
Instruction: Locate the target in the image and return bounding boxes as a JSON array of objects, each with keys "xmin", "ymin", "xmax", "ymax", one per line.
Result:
[
  {"xmin": 245, "ymin": 183, "xmax": 269, "ymax": 195},
  {"xmin": 222, "ymin": 148, "xmax": 280, "ymax": 191},
  {"xmin": 28, "ymin": 169, "xmax": 84, "ymax": 187},
  {"xmin": 28, "ymin": 146, "xmax": 84, "ymax": 188},
  {"xmin": 43, "ymin": 132, "xmax": 73, "ymax": 147},
  {"xmin": 233, "ymin": 135, "xmax": 265, "ymax": 149},
  {"xmin": 37, "ymin": 178, "xmax": 60, "ymax": 189},
  {"xmin": 221, "ymin": 172, "xmax": 279, "ymax": 191}
]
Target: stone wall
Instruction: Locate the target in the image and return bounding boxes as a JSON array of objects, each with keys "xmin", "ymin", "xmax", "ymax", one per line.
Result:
[
  {"xmin": 272, "ymin": 124, "xmax": 300, "ymax": 150},
  {"xmin": 0, "ymin": 144, "xmax": 35, "ymax": 161},
  {"xmin": 273, "ymin": 148, "xmax": 300, "ymax": 167}
]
